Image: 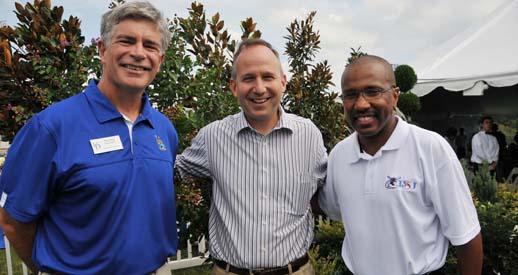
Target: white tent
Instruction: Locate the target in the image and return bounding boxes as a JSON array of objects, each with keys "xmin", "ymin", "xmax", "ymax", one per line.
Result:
[{"xmin": 411, "ymin": 0, "xmax": 518, "ymax": 97}]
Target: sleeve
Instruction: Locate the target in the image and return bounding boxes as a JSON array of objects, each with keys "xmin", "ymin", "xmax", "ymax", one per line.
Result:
[
  {"xmin": 318, "ymin": 151, "xmax": 342, "ymax": 221},
  {"xmin": 166, "ymin": 122, "xmax": 179, "ymax": 159},
  {"xmin": 470, "ymin": 134, "xmax": 482, "ymax": 162},
  {"xmin": 313, "ymin": 128, "xmax": 328, "ymax": 188},
  {"xmin": 175, "ymin": 126, "xmax": 212, "ymax": 179},
  {"xmin": 0, "ymin": 115, "xmax": 58, "ymax": 223},
  {"xmin": 429, "ymin": 138, "xmax": 481, "ymax": 246}
]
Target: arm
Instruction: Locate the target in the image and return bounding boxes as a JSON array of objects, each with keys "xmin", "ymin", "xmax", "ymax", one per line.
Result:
[
  {"xmin": 311, "ymin": 191, "xmax": 325, "ymax": 216},
  {"xmin": 456, "ymin": 232, "xmax": 483, "ymax": 275},
  {"xmin": 0, "ymin": 207, "xmax": 38, "ymax": 272},
  {"xmin": 485, "ymin": 138, "xmax": 498, "ymax": 170},
  {"xmin": 0, "ymin": 116, "xmax": 57, "ymax": 273},
  {"xmin": 311, "ymin": 127, "xmax": 328, "ymax": 217},
  {"xmin": 489, "ymin": 138, "xmax": 499, "ymax": 168},
  {"xmin": 175, "ymin": 127, "xmax": 211, "ymax": 180},
  {"xmin": 317, "ymin": 154, "xmax": 342, "ymax": 221}
]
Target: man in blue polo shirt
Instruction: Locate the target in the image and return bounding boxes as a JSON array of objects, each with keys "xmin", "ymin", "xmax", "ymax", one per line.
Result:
[{"xmin": 0, "ymin": 2, "xmax": 178, "ymax": 274}]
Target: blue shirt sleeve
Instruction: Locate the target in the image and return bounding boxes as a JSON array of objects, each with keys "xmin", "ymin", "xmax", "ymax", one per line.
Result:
[
  {"xmin": 0, "ymin": 227, "xmax": 4, "ymax": 249},
  {"xmin": 0, "ymin": 115, "xmax": 58, "ymax": 223}
]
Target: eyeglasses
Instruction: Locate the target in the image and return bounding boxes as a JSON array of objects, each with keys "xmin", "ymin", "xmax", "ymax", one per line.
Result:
[{"xmin": 340, "ymin": 86, "xmax": 395, "ymax": 102}]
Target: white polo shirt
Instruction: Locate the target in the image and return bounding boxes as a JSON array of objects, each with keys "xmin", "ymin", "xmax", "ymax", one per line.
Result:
[
  {"xmin": 319, "ymin": 118, "xmax": 480, "ymax": 275},
  {"xmin": 471, "ymin": 131, "xmax": 499, "ymax": 164}
]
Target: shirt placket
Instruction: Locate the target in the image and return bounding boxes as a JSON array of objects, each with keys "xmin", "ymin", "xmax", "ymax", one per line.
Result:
[
  {"xmin": 364, "ymin": 158, "xmax": 377, "ymax": 194},
  {"xmin": 259, "ymin": 135, "xmax": 269, "ymax": 256}
]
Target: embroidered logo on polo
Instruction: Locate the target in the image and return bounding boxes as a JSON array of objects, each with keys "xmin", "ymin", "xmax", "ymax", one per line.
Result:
[
  {"xmin": 384, "ymin": 176, "xmax": 417, "ymax": 190},
  {"xmin": 155, "ymin": 135, "xmax": 167, "ymax": 151}
]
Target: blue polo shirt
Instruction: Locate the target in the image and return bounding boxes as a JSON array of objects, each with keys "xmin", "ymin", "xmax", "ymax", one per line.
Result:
[{"xmin": 0, "ymin": 80, "xmax": 179, "ymax": 274}]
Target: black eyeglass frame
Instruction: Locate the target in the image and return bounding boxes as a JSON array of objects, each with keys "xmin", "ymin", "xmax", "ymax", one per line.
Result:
[{"xmin": 340, "ymin": 86, "xmax": 396, "ymax": 102}]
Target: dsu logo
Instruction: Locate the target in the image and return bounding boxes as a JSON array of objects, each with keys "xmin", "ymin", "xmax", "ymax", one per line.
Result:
[{"xmin": 385, "ymin": 176, "xmax": 417, "ymax": 190}]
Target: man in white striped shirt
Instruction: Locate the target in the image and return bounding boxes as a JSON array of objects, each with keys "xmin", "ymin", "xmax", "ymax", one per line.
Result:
[{"xmin": 176, "ymin": 38, "xmax": 327, "ymax": 275}]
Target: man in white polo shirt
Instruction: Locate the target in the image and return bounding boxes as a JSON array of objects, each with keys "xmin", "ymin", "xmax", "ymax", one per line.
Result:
[
  {"xmin": 471, "ymin": 115, "xmax": 499, "ymax": 175},
  {"xmin": 319, "ymin": 55, "xmax": 482, "ymax": 275}
]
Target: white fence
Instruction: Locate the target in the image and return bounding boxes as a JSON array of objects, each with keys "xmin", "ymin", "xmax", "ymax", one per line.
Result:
[{"xmin": 1, "ymin": 235, "xmax": 209, "ymax": 275}]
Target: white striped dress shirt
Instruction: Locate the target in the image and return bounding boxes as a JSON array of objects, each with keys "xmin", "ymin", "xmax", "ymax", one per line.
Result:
[{"xmin": 176, "ymin": 109, "xmax": 327, "ymax": 269}]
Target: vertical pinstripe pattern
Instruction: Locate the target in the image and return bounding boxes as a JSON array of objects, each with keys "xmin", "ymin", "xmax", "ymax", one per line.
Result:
[{"xmin": 176, "ymin": 109, "xmax": 327, "ymax": 269}]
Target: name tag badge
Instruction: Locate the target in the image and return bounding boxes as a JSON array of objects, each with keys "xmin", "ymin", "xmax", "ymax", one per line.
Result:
[{"xmin": 90, "ymin": 135, "xmax": 124, "ymax": 155}]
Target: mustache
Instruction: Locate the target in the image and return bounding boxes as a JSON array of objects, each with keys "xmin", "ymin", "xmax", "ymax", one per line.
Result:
[{"xmin": 349, "ymin": 109, "xmax": 376, "ymax": 117}]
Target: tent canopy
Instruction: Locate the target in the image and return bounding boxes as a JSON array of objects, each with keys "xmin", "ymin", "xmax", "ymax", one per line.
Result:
[{"xmin": 411, "ymin": 0, "xmax": 518, "ymax": 97}]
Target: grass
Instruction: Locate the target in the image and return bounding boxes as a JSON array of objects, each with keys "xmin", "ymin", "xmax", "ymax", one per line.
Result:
[
  {"xmin": 175, "ymin": 264, "xmax": 212, "ymax": 275},
  {"xmin": 1, "ymin": 248, "xmax": 27, "ymax": 275},
  {"xmin": 1, "ymin": 248, "xmax": 212, "ymax": 275}
]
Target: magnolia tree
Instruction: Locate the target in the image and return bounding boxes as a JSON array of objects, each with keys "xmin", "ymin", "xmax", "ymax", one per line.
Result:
[
  {"xmin": 0, "ymin": 0, "xmax": 99, "ymax": 140},
  {"xmin": 283, "ymin": 11, "xmax": 347, "ymax": 150}
]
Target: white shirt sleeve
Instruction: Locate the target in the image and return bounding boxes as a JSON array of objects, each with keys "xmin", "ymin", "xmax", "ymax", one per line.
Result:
[
  {"xmin": 431, "ymin": 139, "xmax": 481, "ymax": 245},
  {"xmin": 318, "ymin": 155, "xmax": 342, "ymax": 221}
]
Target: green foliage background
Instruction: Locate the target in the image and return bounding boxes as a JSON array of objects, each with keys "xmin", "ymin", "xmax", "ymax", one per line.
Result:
[{"xmin": 0, "ymin": 0, "xmax": 346, "ymax": 255}]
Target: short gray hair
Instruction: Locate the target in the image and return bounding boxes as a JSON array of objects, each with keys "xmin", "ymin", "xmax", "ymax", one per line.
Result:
[
  {"xmin": 231, "ymin": 38, "xmax": 283, "ymax": 80},
  {"xmin": 100, "ymin": 1, "xmax": 171, "ymax": 53}
]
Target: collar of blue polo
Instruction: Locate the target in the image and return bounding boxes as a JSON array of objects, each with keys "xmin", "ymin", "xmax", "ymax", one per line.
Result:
[{"xmin": 84, "ymin": 80, "xmax": 155, "ymax": 128}]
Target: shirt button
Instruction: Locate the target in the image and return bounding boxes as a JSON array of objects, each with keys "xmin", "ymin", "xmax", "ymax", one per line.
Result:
[
  {"xmin": 262, "ymin": 221, "xmax": 266, "ymax": 225},
  {"xmin": 262, "ymin": 194, "xmax": 268, "ymax": 199},
  {"xmin": 261, "ymin": 247, "xmax": 266, "ymax": 252}
]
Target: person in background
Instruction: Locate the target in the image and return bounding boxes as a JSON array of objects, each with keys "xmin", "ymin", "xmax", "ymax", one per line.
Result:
[
  {"xmin": 0, "ymin": 2, "xmax": 178, "ymax": 274},
  {"xmin": 471, "ymin": 116, "xmax": 499, "ymax": 175},
  {"xmin": 491, "ymin": 123, "xmax": 507, "ymax": 150},
  {"xmin": 455, "ymin": 127, "xmax": 468, "ymax": 159},
  {"xmin": 490, "ymin": 122, "xmax": 507, "ymax": 181},
  {"xmin": 319, "ymin": 55, "xmax": 482, "ymax": 275},
  {"xmin": 444, "ymin": 126, "xmax": 458, "ymax": 150},
  {"xmin": 176, "ymin": 38, "xmax": 327, "ymax": 275}
]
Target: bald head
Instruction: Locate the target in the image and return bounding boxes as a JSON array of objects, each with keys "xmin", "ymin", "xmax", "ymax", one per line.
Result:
[
  {"xmin": 340, "ymin": 55, "xmax": 400, "ymax": 153},
  {"xmin": 342, "ymin": 55, "xmax": 396, "ymax": 90}
]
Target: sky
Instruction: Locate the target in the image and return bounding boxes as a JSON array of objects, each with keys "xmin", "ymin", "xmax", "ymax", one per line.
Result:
[{"xmin": 0, "ymin": 0, "xmax": 509, "ymax": 93}]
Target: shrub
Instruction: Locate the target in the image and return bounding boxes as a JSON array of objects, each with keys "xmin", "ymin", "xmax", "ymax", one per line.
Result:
[
  {"xmin": 394, "ymin": 64, "xmax": 417, "ymax": 93},
  {"xmin": 444, "ymin": 161, "xmax": 518, "ymax": 274},
  {"xmin": 397, "ymin": 92, "xmax": 421, "ymax": 118},
  {"xmin": 463, "ymin": 160, "xmax": 498, "ymax": 203},
  {"xmin": 474, "ymin": 184, "xmax": 518, "ymax": 274},
  {"xmin": 311, "ymin": 218, "xmax": 347, "ymax": 275},
  {"xmin": 309, "ymin": 245, "xmax": 339, "ymax": 275}
]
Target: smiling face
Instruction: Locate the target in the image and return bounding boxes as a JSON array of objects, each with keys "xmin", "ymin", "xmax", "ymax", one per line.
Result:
[
  {"xmin": 98, "ymin": 19, "xmax": 164, "ymax": 95},
  {"xmin": 230, "ymin": 44, "xmax": 286, "ymax": 133},
  {"xmin": 341, "ymin": 58, "xmax": 399, "ymax": 146}
]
